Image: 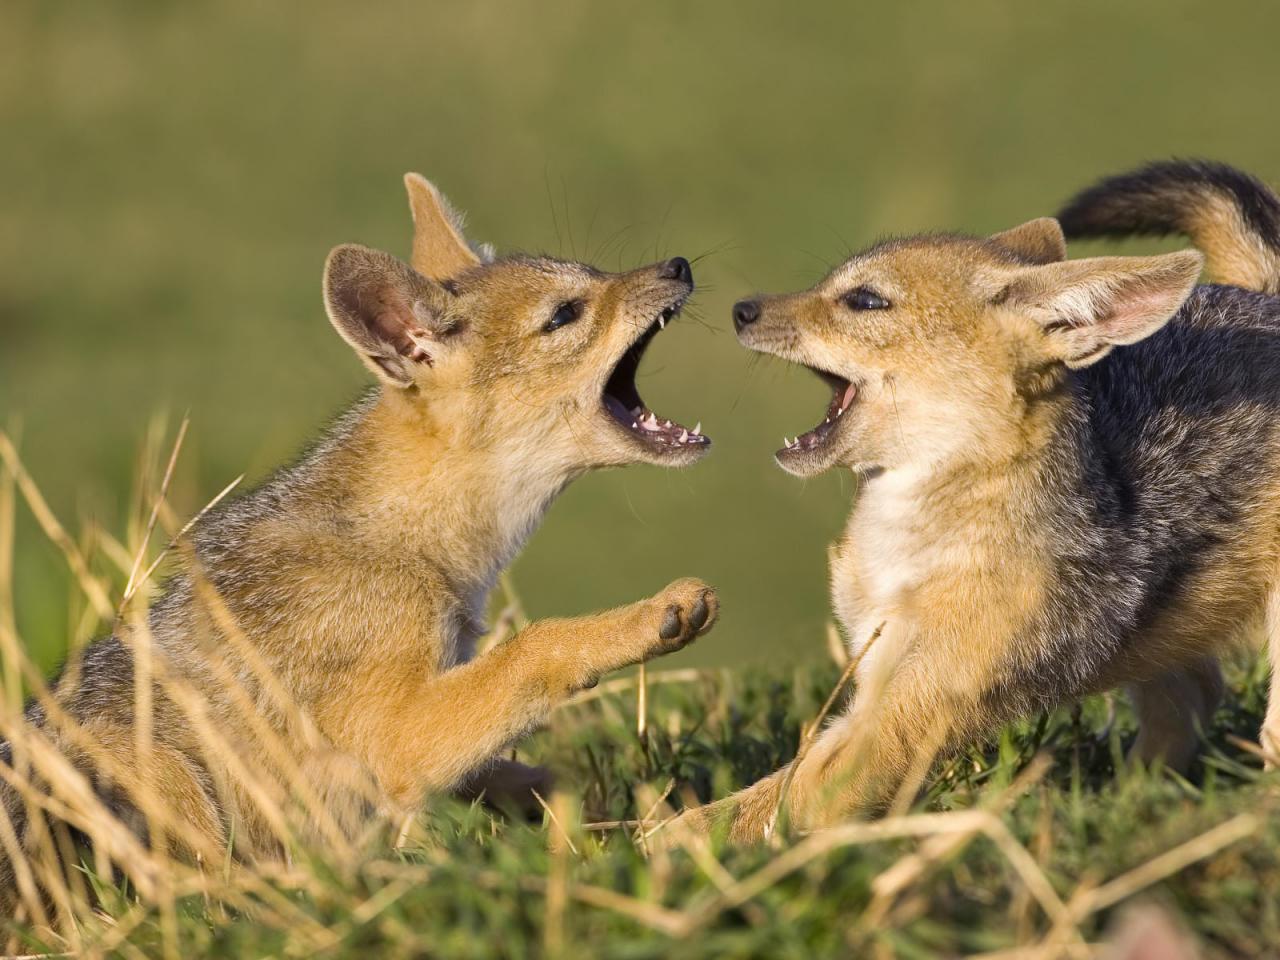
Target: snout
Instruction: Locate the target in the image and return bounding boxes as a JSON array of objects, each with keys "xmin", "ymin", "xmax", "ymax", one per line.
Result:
[
  {"xmin": 732, "ymin": 299, "xmax": 761, "ymax": 331},
  {"xmin": 658, "ymin": 256, "xmax": 693, "ymax": 284}
]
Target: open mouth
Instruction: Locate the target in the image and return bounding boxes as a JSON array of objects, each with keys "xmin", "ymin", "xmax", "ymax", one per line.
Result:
[
  {"xmin": 779, "ymin": 367, "xmax": 857, "ymax": 457},
  {"xmin": 601, "ymin": 299, "xmax": 711, "ymax": 452}
]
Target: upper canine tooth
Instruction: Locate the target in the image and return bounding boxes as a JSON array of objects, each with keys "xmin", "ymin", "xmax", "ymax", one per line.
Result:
[
  {"xmin": 678, "ymin": 429, "xmax": 688, "ymax": 443},
  {"xmin": 657, "ymin": 316, "xmax": 666, "ymax": 330},
  {"xmin": 692, "ymin": 422, "xmax": 701, "ymax": 435}
]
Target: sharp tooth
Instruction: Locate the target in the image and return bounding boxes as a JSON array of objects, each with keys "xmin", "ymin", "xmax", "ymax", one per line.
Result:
[
  {"xmin": 693, "ymin": 422, "xmax": 701, "ymax": 435},
  {"xmin": 658, "ymin": 316, "xmax": 666, "ymax": 330},
  {"xmin": 631, "ymin": 421, "xmax": 638, "ymax": 429},
  {"xmin": 678, "ymin": 429, "xmax": 688, "ymax": 443},
  {"xmin": 664, "ymin": 419, "xmax": 671, "ymax": 428}
]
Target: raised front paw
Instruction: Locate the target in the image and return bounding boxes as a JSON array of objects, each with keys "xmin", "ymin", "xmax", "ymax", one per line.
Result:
[{"xmin": 648, "ymin": 578, "xmax": 719, "ymax": 655}]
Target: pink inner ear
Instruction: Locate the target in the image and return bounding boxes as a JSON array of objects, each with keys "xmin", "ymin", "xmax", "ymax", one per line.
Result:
[
  {"xmin": 404, "ymin": 336, "xmax": 432, "ymax": 364},
  {"xmin": 1098, "ymin": 282, "xmax": 1181, "ymax": 343},
  {"xmin": 369, "ymin": 293, "xmax": 433, "ymax": 364}
]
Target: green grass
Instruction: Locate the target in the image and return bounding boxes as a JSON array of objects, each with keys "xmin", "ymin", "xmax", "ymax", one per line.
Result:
[
  {"xmin": 0, "ymin": 426, "xmax": 1274, "ymax": 956},
  {"xmin": 8, "ymin": 657, "xmax": 1277, "ymax": 958},
  {"xmin": 6, "ymin": 3, "xmax": 1280, "ymax": 956}
]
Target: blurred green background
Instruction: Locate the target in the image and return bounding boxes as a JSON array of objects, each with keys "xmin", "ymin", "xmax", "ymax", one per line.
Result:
[{"xmin": 4, "ymin": 0, "xmax": 1280, "ymax": 670}]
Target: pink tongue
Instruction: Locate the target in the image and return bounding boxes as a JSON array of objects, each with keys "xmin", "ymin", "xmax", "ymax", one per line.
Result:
[{"xmin": 840, "ymin": 383, "xmax": 857, "ymax": 408}]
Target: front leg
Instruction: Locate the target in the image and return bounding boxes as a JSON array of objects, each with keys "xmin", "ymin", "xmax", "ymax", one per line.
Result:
[
  {"xmin": 331, "ymin": 578, "xmax": 718, "ymax": 807},
  {"xmin": 671, "ymin": 766, "xmax": 790, "ymax": 843},
  {"xmin": 674, "ymin": 651, "xmax": 992, "ymax": 843}
]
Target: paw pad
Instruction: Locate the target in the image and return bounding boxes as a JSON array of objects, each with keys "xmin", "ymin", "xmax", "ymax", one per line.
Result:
[
  {"xmin": 659, "ymin": 607, "xmax": 683, "ymax": 640},
  {"xmin": 689, "ymin": 595, "xmax": 710, "ymax": 632}
]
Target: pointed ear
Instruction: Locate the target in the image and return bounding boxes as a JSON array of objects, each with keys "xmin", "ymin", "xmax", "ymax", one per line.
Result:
[
  {"xmin": 404, "ymin": 173, "xmax": 482, "ymax": 280},
  {"xmin": 1009, "ymin": 250, "xmax": 1203, "ymax": 368},
  {"xmin": 323, "ymin": 244, "xmax": 452, "ymax": 388},
  {"xmin": 990, "ymin": 217, "xmax": 1067, "ymax": 265}
]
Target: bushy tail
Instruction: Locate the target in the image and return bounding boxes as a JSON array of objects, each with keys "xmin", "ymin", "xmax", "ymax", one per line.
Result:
[{"xmin": 1057, "ymin": 159, "xmax": 1280, "ymax": 294}]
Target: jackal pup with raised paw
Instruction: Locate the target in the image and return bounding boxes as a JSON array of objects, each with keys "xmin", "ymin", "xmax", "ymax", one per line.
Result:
[
  {"xmin": 688, "ymin": 159, "xmax": 1280, "ymax": 841},
  {"xmin": 0, "ymin": 175, "xmax": 718, "ymax": 898}
]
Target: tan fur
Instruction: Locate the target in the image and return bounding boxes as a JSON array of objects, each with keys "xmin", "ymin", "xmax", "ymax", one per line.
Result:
[
  {"xmin": 1186, "ymin": 194, "xmax": 1280, "ymax": 293},
  {"xmin": 1057, "ymin": 160, "xmax": 1280, "ymax": 295},
  {"xmin": 2, "ymin": 177, "xmax": 716, "ymax": 901},
  {"xmin": 989, "ymin": 217, "xmax": 1068, "ymax": 265},
  {"xmin": 311, "ymin": 587, "xmax": 715, "ymax": 805},
  {"xmin": 1261, "ymin": 551, "xmax": 1280, "ymax": 768},
  {"xmin": 681, "ymin": 228, "xmax": 1264, "ymax": 842},
  {"xmin": 404, "ymin": 172, "xmax": 486, "ymax": 278}
]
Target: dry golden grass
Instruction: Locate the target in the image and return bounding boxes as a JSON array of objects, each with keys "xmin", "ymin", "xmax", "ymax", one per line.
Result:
[{"xmin": 0, "ymin": 425, "xmax": 1272, "ymax": 958}]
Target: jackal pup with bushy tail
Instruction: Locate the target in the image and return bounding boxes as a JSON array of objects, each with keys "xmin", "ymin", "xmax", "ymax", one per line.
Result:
[
  {"xmin": 692, "ymin": 159, "xmax": 1280, "ymax": 841},
  {"xmin": 0, "ymin": 175, "xmax": 718, "ymax": 899}
]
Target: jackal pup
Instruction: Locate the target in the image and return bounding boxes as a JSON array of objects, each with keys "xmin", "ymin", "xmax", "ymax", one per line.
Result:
[
  {"xmin": 0, "ymin": 175, "xmax": 718, "ymax": 894},
  {"xmin": 694, "ymin": 160, "xmax": 1280, "ymax": 841}
]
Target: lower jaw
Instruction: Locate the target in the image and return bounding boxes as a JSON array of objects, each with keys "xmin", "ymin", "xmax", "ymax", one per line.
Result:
[
  {"xmin": 601, "ymin": 400, "xmax": 709, "ymax": 459},
  {"xmin": 778, "ymin": 380, "xmax": 857, "ymax": 460},
  {"xmin": 624, "ymin": 435, "xmax": 710, "ymax": 464},
  {"xmin": 775, "ymin": 433, "xmax": 843, "ymax": 475}
]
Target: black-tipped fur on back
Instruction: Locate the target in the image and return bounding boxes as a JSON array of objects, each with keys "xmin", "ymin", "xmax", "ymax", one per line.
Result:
[{"xmin": 1058, "ymin": 160, "xmax": 1280, "ymax": 293}]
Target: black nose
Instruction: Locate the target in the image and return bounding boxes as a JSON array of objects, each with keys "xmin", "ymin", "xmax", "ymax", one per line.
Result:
[
  {"xmin": 658, "ymin": 256, "xmax": 692, "ymax": 284},
  {"xmin": 733, "ymin": 299, "xmax": 761, "ymax": 331}
]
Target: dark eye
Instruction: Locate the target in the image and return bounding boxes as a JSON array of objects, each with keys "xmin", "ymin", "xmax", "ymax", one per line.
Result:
[
  {"xmin": 543, "ymin": 300, "xmax": 583, "ymax": 333},
  {"xmin": 843, "ymin": 287, "xmax": 890, "ymax": 311}
]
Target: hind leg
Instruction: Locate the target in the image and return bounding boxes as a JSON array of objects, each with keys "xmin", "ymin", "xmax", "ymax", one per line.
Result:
[
  {"xmin": 70, "ymin": 723, "xmax": 227, "ymax": 867},
  {"xmin": 1127, "ymin": 656, "xmax": 1223, "ymax": 771},
  {"xmin": 1262, "ymin": 586, "xmax": 1280, "ymax": 768},
  {"xmin": 1265, "ymin": 665, "xmax": 1280, "ymax": 769},
  {"xmin": 675, "ymin": 630, "xmax": 994, "ymax": 842},
  {"xmin": 0, "ymin": 724, "xmax": 227, "ymax": 915}
]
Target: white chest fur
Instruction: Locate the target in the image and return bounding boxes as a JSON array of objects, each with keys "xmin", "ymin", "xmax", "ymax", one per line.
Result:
[{"xmin": 831, "ymin": 465, "xmax": 953, "ymax": 656}]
